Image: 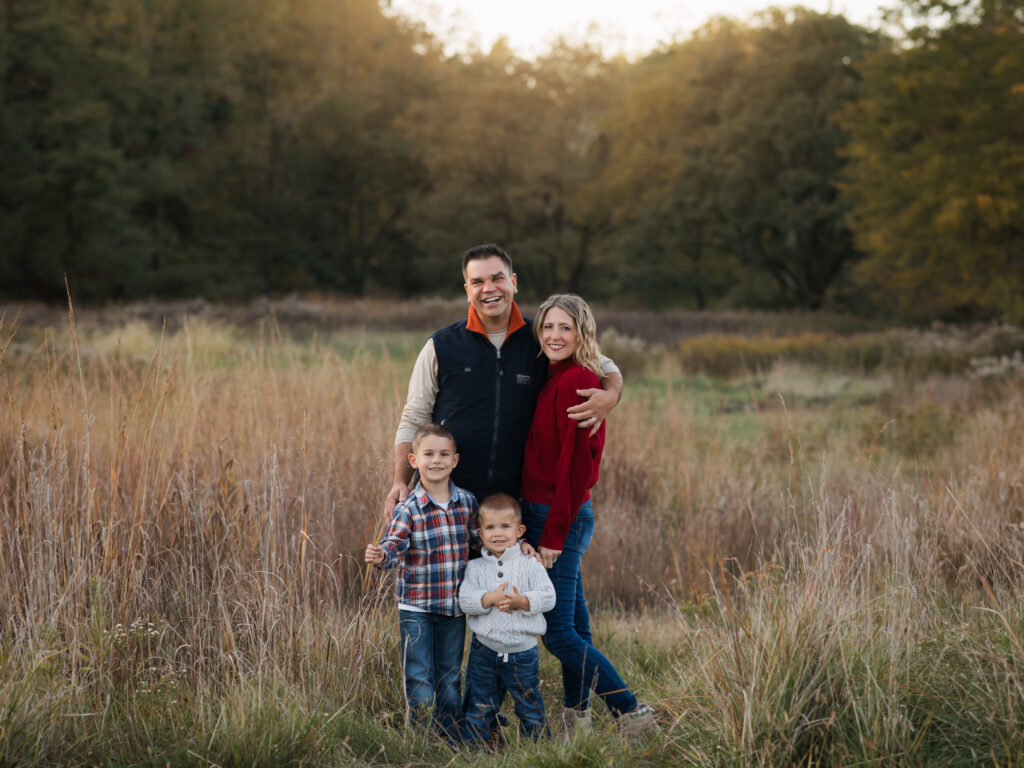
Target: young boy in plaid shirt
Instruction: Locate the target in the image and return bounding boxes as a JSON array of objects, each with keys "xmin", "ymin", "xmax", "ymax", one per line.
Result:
[{"xmin": 365, "ymin": 423, "xmax": 477, "ymax": 742}]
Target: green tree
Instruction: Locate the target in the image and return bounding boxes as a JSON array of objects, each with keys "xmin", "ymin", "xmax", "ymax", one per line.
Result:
[
  {"xmin": 1, "ymin": 0, "xmax": 440, "ymax": 301},
  {"xmin": 0, "ymin": 1, "xmax": 151, "ymax": 300},
  {"xmin": 516, "ymin": 43, "xmax": 627, "ymax": 296},
  {"xmin": 403, "ymin": 42, "xmax": 544, "ymax": 289},
  {"xmin": 405, "ymin": 40, "xmax": 626, "ymax": 298},
  {"xmin": 605, "ymin": 11, "xmax": 872, "ymax": 309},
  {"xmin": 838, "ymin": 0, "xmax": 1024, "ymax": 320},
  {"xmin": 206, "ymin": 0, "xmax": 433, "ymax": 296},
  {"xmin": 604, "ymin": 20, "xmax": 748, "ymax": 308},
  {"xmin": 715, "ymin": 9, "xmax": 874, "ymax": 309}
]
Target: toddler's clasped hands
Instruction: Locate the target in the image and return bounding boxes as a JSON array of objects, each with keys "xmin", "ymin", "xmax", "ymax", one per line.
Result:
[{"xmin": 482, "ymin": 582, "xmax": 529, "ymax": 613}]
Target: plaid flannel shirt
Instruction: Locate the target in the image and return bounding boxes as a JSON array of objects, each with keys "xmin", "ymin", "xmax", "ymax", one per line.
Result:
[{"xmin": 377, "ymin": 480, "xmax": 479, "ymax": 616}]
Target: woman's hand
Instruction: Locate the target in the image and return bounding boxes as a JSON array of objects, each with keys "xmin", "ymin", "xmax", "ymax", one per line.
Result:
[
  {"xmin": 364, "ymin": 544, "xmax": 384, "ymax": 564},
  {"xmin": 519, "ymin": 540, "xmax": 541, "ymax": 561},
  {"xmin": 539, "ymin": 546, "xmax": 562, "ymax": 569}
]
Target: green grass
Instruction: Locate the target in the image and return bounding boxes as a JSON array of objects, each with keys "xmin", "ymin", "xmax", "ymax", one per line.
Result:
[{"xmin": 4, "ymin": 588, "xmax": 1023, "ymax": 766}]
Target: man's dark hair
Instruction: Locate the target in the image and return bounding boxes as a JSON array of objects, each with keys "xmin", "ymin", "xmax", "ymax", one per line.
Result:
[{"xmin": 461, "ymin": 243, "xmax": 513, "ymax": 279}]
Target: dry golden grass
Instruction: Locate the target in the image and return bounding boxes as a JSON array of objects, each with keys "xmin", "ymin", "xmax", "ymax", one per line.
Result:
[{"xmin": 2, "ymin": 304, "xmax": 1023, "ymax": 765}]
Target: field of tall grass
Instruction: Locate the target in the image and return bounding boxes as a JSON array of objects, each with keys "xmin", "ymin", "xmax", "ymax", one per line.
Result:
[{"xmin": 2, "ymin": 299, "xmax": 1023, "ymax": 766}]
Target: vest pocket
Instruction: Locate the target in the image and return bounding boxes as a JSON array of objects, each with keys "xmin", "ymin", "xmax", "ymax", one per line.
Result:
[
  {"xmin": 437, "ymin": 361, "xmax": 491, "ymax": 396},
  {"xmin": 439, "ymin": 361, "xmax": 484, "ymax": 377}
]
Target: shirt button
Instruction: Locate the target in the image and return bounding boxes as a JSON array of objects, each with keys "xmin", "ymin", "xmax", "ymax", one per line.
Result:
[
  {"xmin": 497, "ymin": 572, "xmax": 503, "ymax": 578},
  {"xmin": 497, "ymin": 560, "xmax": 503, "ymax": 566}
]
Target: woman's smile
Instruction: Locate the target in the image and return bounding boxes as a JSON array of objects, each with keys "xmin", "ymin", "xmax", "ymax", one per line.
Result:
[{"xmin": 540, "ymin": 306, "xmax": 577, "ymax": 363}]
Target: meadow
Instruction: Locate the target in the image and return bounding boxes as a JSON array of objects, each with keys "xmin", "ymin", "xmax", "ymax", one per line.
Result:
[{"xmin": 2, "ymin": 298, "xmax": 1024, "ymax": 767}]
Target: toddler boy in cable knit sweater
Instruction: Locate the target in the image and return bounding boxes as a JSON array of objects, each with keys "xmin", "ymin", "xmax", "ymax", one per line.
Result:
[{"xmin": 459, "ymin": 493, "xmax": 556, "ymax": 743}]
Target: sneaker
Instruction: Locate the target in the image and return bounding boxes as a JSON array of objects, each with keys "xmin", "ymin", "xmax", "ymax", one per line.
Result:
[
  {"xmin": 561, "ymin": 706, "xmax": 593, "ymax": 740},
  {"xmin": 483, "ymin": 712, "xmax": 509, "ymax": 751},
  {"xmin": 482, "ymin": 727, "xmax": 506, "ymax": 752},
  {"xmin": 617, "ymin": 703, "xmax": 659, "ymax": 740}
]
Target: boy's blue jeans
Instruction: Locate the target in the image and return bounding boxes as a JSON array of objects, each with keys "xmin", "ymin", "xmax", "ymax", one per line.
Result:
[
  {"xmin": 398, "ymin": 610, "xmax": 465, "ymax": 741},
  {"xmin": 463, "ymin": 636, "xmax": 549, "ymax": 743},
  {"xmin": 522, "ymin": 499, "xmax": 639, "ymax": 716}
]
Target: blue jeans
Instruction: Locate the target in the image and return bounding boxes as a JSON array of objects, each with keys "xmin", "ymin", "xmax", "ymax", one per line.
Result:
[
  {"xmin": 522, "ymin": 499, "xmax": 638, "ymax": 716},
  {"xmin": 398, "ymin": 610, "xmax": 465, "ymax": 741},
  {"xmin": 463, "ymin": 636, "xmax": 549, "ymax": 743}
]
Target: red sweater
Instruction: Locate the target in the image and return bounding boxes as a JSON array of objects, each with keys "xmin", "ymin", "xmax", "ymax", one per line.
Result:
[{"xmin": 519, "ymin": 360, "xmax": 606, "ymax": 551}]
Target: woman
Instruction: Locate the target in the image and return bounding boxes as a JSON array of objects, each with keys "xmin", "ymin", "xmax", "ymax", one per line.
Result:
[{"xmin": 519, "ymin": 294, "xmax": 657, "ymax": 738}]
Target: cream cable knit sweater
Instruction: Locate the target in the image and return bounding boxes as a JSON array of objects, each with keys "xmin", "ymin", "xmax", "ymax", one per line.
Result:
[{"xmin": 458, "ymin": 545, "xmax": 556, "ymax": 655}]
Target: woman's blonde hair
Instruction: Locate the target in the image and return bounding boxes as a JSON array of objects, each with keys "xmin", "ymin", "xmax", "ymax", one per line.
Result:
[{"xmin": 534, "ymin": 294, "xmax": 603, "ymax": 377}]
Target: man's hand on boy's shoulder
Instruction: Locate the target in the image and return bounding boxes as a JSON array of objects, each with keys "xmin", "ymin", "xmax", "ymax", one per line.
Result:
[
  {"xmin": 384, "ymin": 482, "xmax": 407, "ymax": 515},
  {"xmin": 384, "ymin": 441, "xmax": 414, "ymax": 515}
]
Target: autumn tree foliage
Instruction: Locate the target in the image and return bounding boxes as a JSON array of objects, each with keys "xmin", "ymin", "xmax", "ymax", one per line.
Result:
[
  {"xmin": 838, "ymin": 0, "xmax": 1024, "ymax": 320},
  {"xmin": 606, "ymin": 11, "xmax": 874, "ymax": 309},
  {"xmin": 1, "ymin": 0, "xmax": 1021, "ymax": 318}
]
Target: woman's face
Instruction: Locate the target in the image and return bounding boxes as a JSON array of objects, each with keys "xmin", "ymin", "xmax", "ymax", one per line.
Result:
[{"xmin": 540, "ymin": 306, "xmax": 577, "ymax": 364}]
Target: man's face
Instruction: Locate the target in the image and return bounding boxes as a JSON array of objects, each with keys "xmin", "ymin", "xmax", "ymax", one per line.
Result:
[{"xmin": 464, "ymin": 256, "xmax": 517, "ymax": 326}]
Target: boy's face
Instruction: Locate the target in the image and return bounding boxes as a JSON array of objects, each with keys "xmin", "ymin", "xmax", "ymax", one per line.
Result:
[
  {"xmin": 479, "ymin": 507, "xmax": 526, "ymax": 557},
  {"xmin": 409, "ymin": 435, "xmax": 458, "ymax": 486}
]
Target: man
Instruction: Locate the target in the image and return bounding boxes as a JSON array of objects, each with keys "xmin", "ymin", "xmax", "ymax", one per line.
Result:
[{"xmin": 386, "ymin": 243, "xmax": 622, "ymax": 511}]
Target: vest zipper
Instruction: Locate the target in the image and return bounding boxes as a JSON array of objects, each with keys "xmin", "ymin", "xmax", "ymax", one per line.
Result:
[{"xmin": 487, "ymin": 347, "xmax": 502, "ymax": 486}]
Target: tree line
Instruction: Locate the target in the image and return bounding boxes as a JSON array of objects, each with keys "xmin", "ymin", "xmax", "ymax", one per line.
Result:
[{"xmin": 1, "ymin": 0, "xmax": 1021, "ymax": 320}]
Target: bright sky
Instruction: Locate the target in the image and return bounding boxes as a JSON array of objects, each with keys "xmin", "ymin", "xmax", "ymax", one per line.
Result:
[{"xmin": 385, "ymin": 0, "xmax": 889, "ymax": 58}]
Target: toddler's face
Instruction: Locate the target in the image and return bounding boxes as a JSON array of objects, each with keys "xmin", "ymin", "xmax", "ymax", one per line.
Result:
[{"xmin": 479, "ymin": 508, "xmax": 526, "ymax": 557}]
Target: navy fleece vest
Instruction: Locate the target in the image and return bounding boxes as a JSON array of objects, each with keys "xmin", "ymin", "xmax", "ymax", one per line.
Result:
[{"xmin": 431, "ymin": 318, "xmax": 548, "ymax": 499}]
